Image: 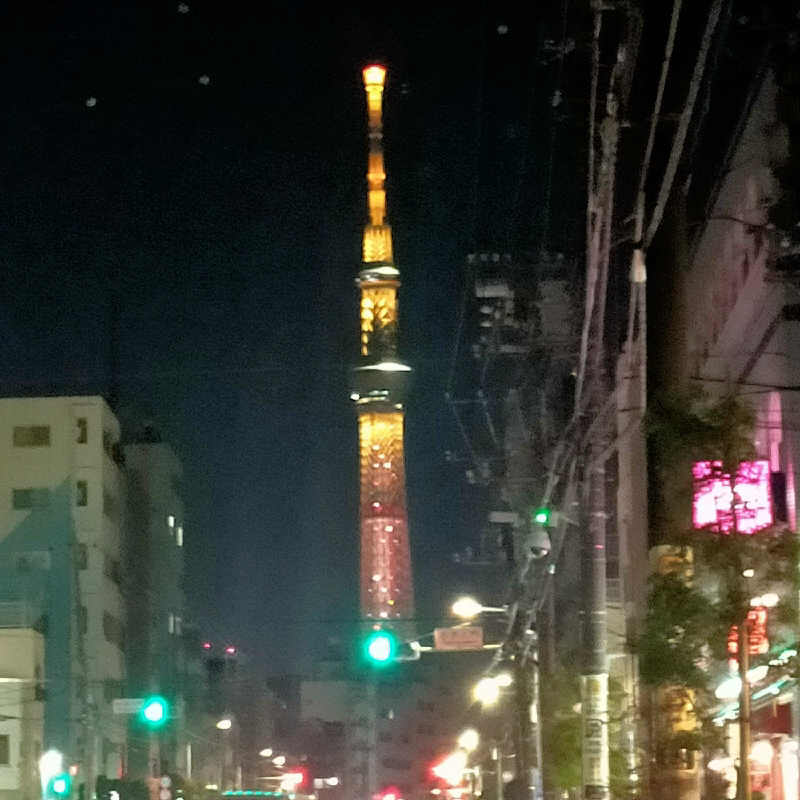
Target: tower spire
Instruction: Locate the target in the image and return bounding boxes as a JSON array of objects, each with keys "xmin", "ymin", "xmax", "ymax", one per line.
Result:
[
  {"xmin": 362, "ymin": 64, "xmax": 393, "ymax": 265},
  {"xmin": 351, "ymin": 64, "xmax": 415, "ymax": 627}
]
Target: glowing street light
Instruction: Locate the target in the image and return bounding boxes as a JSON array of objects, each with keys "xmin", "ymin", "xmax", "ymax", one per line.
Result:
[
  {"xmin": 216, "ymin": 717, "xmax": 233, "ymax": 730},
  {"xmin": 452, "ymin": 597, "xmax": 483, "ymax": 619},
  {"xmin": 457, "ymin": 728, "xmax": 480, "ymax": 752},
  {"xmin": 451, "ymin": 597, "xmax": 506, "ymax": 620},
  {"xmin": 272, "ymin": 755, "xmax": 286, "ymax": 767},
  {"xmin": 494, "ymin": 672, "xmax": 513, "ymax": 688},
  {"xmin": 259, "ymin": 748, "xmax": 274, "ymax": 758},
  {"xmin": 473, "ymin": 677, "xmax": 500, "ymax": 706}
]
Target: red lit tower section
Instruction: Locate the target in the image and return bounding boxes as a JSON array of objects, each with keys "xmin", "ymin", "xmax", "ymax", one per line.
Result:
[{"xmin": 351, "ymin": 65, "xmax": 415, "ymax": 624}]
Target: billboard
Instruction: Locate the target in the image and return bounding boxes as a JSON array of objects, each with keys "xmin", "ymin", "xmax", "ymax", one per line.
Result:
[{"xmin": 692, "ymin": 460, "xmax": 772, "ymax": 533}]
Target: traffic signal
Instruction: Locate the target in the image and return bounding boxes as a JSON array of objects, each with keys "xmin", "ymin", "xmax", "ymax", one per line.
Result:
[
  {"xmin": 363, "ymin": 629, "xmax": 398, "ymax": 665},
  {"xmin": 139, "ymin": 695, "xmax": 169, "ymax": 728},
  {"xmin": 532, "ymin": 506, "xmax": 550, "ymax": 526},
  {"xmin": 48, "ymin": 772, "xmax": 72, "ymax": 798}
]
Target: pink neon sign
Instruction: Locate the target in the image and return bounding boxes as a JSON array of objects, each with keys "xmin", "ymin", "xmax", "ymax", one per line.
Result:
[{"xmin": 692, "ymin": 460, "xmax": 773, "ymax": 533}]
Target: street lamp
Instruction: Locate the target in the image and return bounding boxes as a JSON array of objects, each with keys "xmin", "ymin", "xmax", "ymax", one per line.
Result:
[
  {"xmin": 458, "ymin": 728, "xmax": 480, "ymax": 753},
  {"xmin": 259, "ymin": 748, "xmax": 274, "ymax": 758},
  {"xmin": 451, "ymin": 597, "xmax": 506, "ymax": 620},
  {"xmin": 215, "ymin": 717, "xmax": 233, "ymax": 731},
  {"xmin": 473, "ymin": 677, "xmax": 500, "ymax": 707}
]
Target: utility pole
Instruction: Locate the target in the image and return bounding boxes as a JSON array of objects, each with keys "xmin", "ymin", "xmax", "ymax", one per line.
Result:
[
  {"xmin": 578, "ymin": 5, "xmax": 628, "ymax": 799},
  {"xmin": 514, "ymin": 631, "xmax": 544, "ymax": 800},
  {"xmin": 738, "ymin": 617, "xmax": 752, "ymax": 800}
]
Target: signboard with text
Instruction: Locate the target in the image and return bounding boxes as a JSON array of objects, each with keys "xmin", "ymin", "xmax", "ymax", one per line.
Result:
[{"xmin": 433, "ymin": 626, "xmax": 483, "ymax": 651}]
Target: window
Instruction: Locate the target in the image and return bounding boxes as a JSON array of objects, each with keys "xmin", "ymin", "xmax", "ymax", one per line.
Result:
[
  {"xmin": 167, "ymin": 515, "xmax": 175, "ymax": 529},
  {"xmin": 79, "ymin": 606, "xmax": 88, "ymax": 636},
  {"xmin": 176, "ymin": 526, "xmax": 184, "ymax": 547},
  {"xmin": 103, "ymin": 679, "xmax": 122, "ymax": 703},
  {"xmin": 103, "ymin": 489, "xmax": 118, "ymax": 523},
  {"xmin": 76, "ymin": 480, "xmax": 88, "ymax": 507},
  {"xmin": 76, "ymin": 418, "xmax": 88, "ymax": 444},
  {"xmin": 168, "ymin": 613, "xmax": 175, "ymax": 634},
  {"xmin": 13, "ymin": 425, "xmax": 50, "ymax": 447},
  {"xmin": 12, "ymin": 488, "xmax": 49, "ymax": 509},
  {"xmin": 75, "ymin": 543, "xmax": 88, "ymax": 570},
  {"xmin": 103, "ymin": 555, "xmax": 121, "ymax": 585},
  {"xmin": 0, "ymin": 734, "xmax": 9, "ymax": 765},
  {"xmin": 102, "ymin": 612, "xmax": 124, "ymax": 650}
]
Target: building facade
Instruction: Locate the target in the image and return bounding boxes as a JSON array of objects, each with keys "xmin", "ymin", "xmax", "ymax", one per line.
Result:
[
  {"xmin": 123, "ymin": 429, "xmax": 187, "ymax": 781},
  {"xmin": 0, "ymin": 395, "xmax": 126, "ymax": 793},
  {"xmin": 0, "ymin": 628, "xmax": 45, "ymax": 800}
]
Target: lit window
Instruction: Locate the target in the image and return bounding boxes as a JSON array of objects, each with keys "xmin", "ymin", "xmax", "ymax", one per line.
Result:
[
  {"xmin": 167, "ymin": 515, "xmax": 175, "ymax": 529},
  {"xmin": 176, "ymin": 526, "xmax": 184, "ymax": 547},
  {"xmin": 76, "ymin": 480, "xmax": 88, "ymax": 507},
  {"xmin": 13, "ymin": 425, "xmax": 50, "ymax": 447},
  {"xmin": 168, "ymin": 613, "xmax": 175, "ymax": 634}
]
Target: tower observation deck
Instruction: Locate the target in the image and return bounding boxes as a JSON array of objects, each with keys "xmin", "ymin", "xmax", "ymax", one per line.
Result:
[{"xmin": 350, "ymin": 65, "xmax": 415, "ymax": 624}]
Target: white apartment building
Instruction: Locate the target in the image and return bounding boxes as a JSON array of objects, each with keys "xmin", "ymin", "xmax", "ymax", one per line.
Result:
[
  {"xmin": 0, "ymin": 396, "xmax": 126, "ymax": 791},
  {"xmin": 0, "ymin": 628, "xmax": 45, "ymax": 800}
]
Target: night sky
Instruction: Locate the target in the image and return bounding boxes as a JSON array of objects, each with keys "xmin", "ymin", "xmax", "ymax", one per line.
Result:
[{"xmin": 0, "ymin": 1, "xmax": 497, "ymax": 673}]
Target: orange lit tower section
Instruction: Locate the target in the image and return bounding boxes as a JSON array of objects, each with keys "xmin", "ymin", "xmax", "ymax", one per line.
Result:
[{"xmin": 351, "ymin": 65, "xmax": 415, "ymax": 624}]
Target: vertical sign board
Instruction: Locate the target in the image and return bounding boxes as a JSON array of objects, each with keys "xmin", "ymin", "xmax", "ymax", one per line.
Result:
[{"xmin": 582, "ymin": 673, "xmax": 609, "ymax": 800}]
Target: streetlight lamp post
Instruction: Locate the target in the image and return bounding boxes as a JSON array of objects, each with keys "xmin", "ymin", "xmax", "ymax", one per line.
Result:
[{"xmin": 456, "ymin": 596, "xmax": 546, "ymax": 800}]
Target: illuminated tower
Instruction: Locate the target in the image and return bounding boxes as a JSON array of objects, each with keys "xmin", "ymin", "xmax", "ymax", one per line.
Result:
[{"xmin": 351, "ymin": 65, "xmax": 415, "ymax": 624}]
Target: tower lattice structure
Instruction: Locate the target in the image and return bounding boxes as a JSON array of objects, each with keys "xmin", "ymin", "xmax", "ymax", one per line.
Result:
[{"xmin": 351, "ymin": 65, "xmax": 415, "ymax": 624}]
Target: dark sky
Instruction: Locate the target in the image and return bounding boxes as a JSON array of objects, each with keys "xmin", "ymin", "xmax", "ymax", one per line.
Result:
[{"xmin": 0, "ymin": 1, "xmax": 502, "ymax": 672}]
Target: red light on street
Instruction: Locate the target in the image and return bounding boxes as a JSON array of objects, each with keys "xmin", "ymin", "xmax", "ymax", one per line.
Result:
[
  {"xmin": 224, "ymin": 645, "xmax": 236, "ymax": 655},
  {"xmin": 202, "ymin": 641, "xmax": 212, "ymax": 650}
]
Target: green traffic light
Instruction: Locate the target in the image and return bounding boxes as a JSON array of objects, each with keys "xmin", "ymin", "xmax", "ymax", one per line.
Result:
[
  {"xmin": 364, "ymin": 630, "xmax": 397, "ymax": 665},
  {"xmin": 140, "ymin": 695, "xmax": 169, "ymax": 727},
  {"xmin": 532, "ymin": 507, "xmax": 550, "ymax": 525},
  {"xmin": 50, "ymin": 773, "xmax": 72, "ymax": 797}
]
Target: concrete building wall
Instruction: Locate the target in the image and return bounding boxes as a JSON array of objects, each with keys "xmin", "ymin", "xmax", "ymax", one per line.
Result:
[
  {"xmin": 0, "ymin": 396, "xmax": 126, "ymax": 784},
  {"xmin": 122, "ymin": 439, "xmax": 186, "ymax": 779},
  {"xmin": 686, "ymin": 71, "xmax": 800, "ymax": 536},
  {"xmin": 0, "ymin": 629, "xmax": 45, "ymax": 800}
]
